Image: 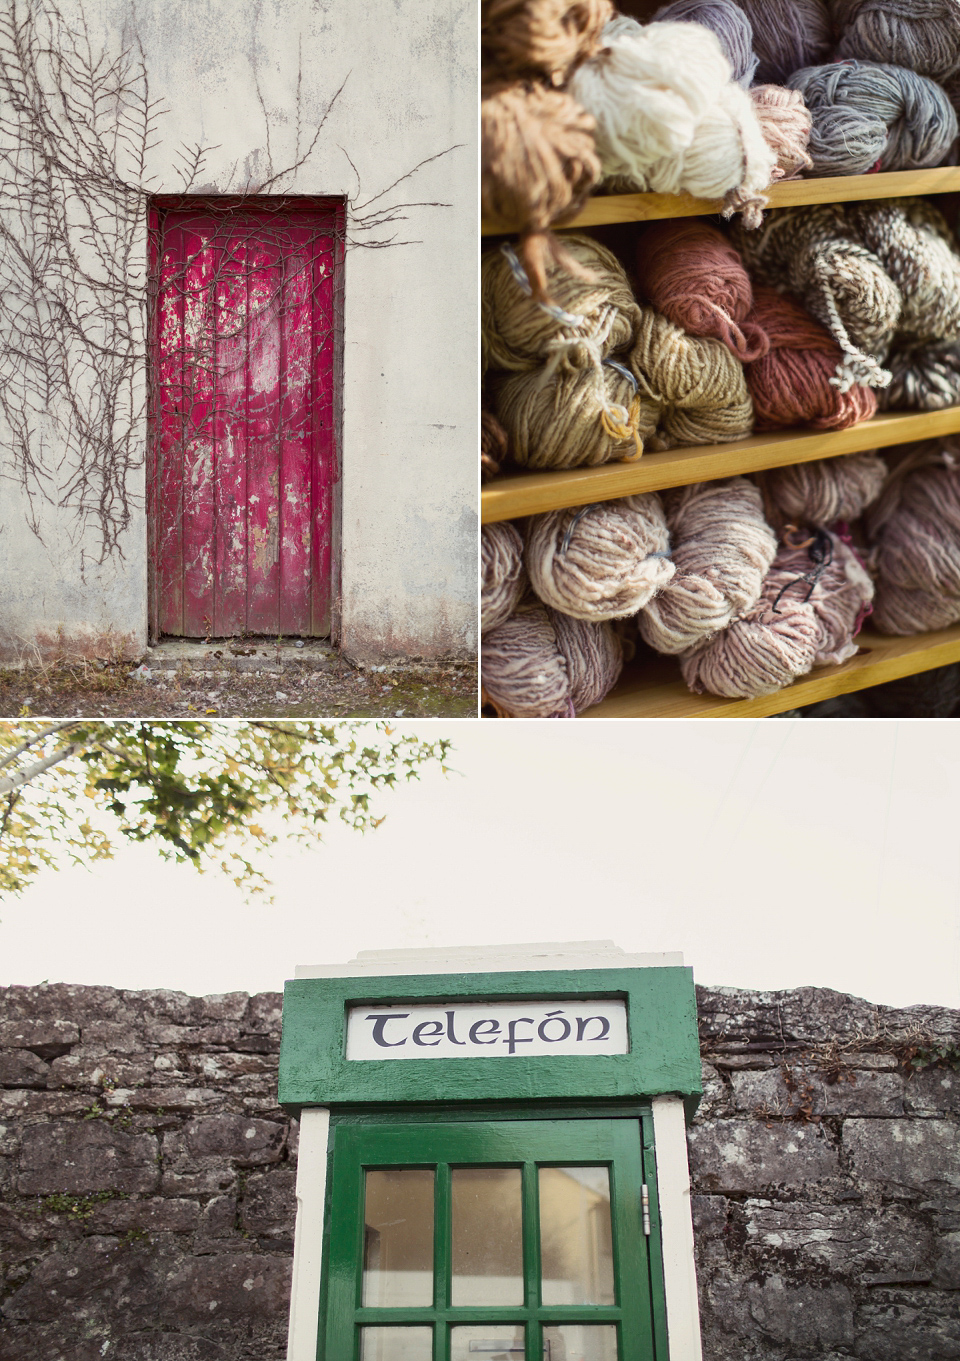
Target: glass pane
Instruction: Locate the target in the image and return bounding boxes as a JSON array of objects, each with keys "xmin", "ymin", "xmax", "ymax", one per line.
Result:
[
  {"xmin": 543, "ymin": 1326, "xmax": 618, "ymax": 1361},
  {"xmin": 450, "ymin": 1324, "xmax": 525, "ymax": 1361},
  {"xmin": 360, "ymin": 1327, "xmax": 433, "ymax": 1361},
  {"xmin": 451, "ymin": 1167, "xmax": 524, "ymax": 1306},
  {"xmin": 363, "ymin": 1169, "xmax": 434, "ymax": 1307},
  {"xmin": 539, "ymin": 1167, "xmax": 615, "ymax": 1306}
]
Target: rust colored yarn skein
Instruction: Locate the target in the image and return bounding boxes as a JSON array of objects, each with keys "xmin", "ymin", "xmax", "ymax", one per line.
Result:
[
  {"xmin": 635, "ymin": 220, "xmax": 769, "ymax": 363},
  {"xmin": 760, "ymin": 451, "xmax": 887, "ymax": 525},
  {"xmin": 744, "ymin": 287, "xmax": 878, "ymax": 432},
  {"xmin": 482, "ymin": 522, "xmax": 527, "ymax": 634},
  {"xmin": 494, "ymin": 360, "xmax": 660, "ymax": 470},
  {"xmin": 481, "ymin": 82, "xmax": 601, "ymax": 304},
  {"xmin": 481, "ymin": 0, "xmax": 613, "ymax": 86},
  {"xmin": 637, "ymin": 478, "xmax": 777, "ymax": 654},
  {"xmin": 524, "ymin": 495, "xmax": 675, "ymax": 621},
  {"xmin": 482, "ymin": 597, "xmax": 623, "ymax": 716}
]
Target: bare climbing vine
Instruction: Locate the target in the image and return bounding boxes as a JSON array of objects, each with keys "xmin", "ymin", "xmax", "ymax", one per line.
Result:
[{"xmin": 0, "ymin": 0, "xmax": 459, "ymax": 559}]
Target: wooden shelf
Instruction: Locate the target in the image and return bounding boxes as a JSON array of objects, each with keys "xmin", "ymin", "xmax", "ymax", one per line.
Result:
[
  {"xmin": 579, "ymin": 624, "xmax": 960, "ymax": 718},
  {"xmin": 481, "ymin": 166, "xmax": 960, "ymax": 235},
  {"xmin": 482, "ymin": 406, "xmax": 960, "ymax": 523}
]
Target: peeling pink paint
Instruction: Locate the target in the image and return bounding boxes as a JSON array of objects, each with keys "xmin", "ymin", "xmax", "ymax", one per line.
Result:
[{"xmin": 148, "ymin": 198, "xmax": 343, "ymax": 638}]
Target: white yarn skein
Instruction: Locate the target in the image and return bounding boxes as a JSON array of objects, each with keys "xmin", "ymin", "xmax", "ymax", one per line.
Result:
[{"xmin": 570, "ymin": 18, "xmax": 732, "ymax": 178}]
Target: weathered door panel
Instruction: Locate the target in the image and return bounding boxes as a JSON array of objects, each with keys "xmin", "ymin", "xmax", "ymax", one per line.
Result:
[{"xmin": 148, "ymin": 198, "xmax": 342, "ymax": 639}]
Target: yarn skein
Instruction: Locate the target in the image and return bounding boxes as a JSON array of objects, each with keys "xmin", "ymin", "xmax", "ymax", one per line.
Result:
[
  {"xmin": 570, "ymin": 18, "xmax": 777, "ymax": 226},
  {"xmin": 733, "ymin": 0, "xmax": 833, "ymax": 86},
  {"xmin": 481, "ymin": 410, "xmax": 510, "ymax": 479},
  {"xmin": 635, "ymin": 220, "xmax": 770, "ymax": 362},
  {"xmin": 637, "ymin": 478, "xmax": 777, "ymax": 654},
  {"xmin": 731, "ymin": 202, "xmax": 903, "ymax": 391},
  {"xmin": 482, "ymin": 232, "xmax": 640, "ymax": 374},
  {"xmin": 749, "ymin": 85, "xmax": 814, "ymax": 181},
  {"xmin": 494, "ymin": 359, "xmax": 660, "ymax": 470},
  {"xmin": 482, "ymin": 597, "xmax": 623, "ymax": 715},
  {"xmin": 629, "ymin": 307, "xmax": 755, "ymax": 448},
  {"xmin": 481, "ymin": 522, "xmax": 527, "ymax": 634},
  {"xmin": 651, "ymin": 0, "xmax": 759, "ymax": 86},
  {"xmin": 744, "ymin": 286, "xmax": 879, "ymax": 431},
  {"xmin": 865, "ymin": 440, "xmax": 960, "ymax": 634},
  {"xmin": 831, "ymin": 0, "xmax": 960, "ymax": 82},
  {"xmin": 524, "ymin": 495, "xmax": 675, "ymax": 620},
  {"xmin": 481, "ymin": 81, "xmax": 601, "ymax": 302},
  {"xmin": 848, "ymin": 199, "xmax": 960, "ymax": 347},
  {"xmin": 760, "ymin": 451, "xmax": 887, "ymax": 524},
  {"xmin": 481, "ymin": 0, "xmax": 614, "ymax": 87},
  {"xmin": 766, "ymin": 529, "xmax": 874, "ymax": 666},
  {"xmin": 882, "ymin": 338, "xmax": 960, "ymax": 412},
  {"xmin": 786, "ymin": 62, "xmax": 958, "ymax": 177}
]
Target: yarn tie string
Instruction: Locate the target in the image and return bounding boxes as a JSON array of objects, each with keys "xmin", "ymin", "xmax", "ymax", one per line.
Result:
[
  {"xmin": 770, "ymin": 527, "xmax": 834, "ymax": 612},
  {"xmin": 500, "ymin": 242, "xmax": 585, "ymax": 327},
  {"xmin": 600, "ymin": 358, "xmax": 644, "ymax": 460}
]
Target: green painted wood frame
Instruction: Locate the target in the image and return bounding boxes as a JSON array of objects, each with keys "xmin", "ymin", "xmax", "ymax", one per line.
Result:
[
  {"xmin": 280, "ymin": 969, "xmax": 701, "ymax": 1121},
  {"xmin": 322, "ymin": 1116, "xmax": 669, "ymax": 1361}
]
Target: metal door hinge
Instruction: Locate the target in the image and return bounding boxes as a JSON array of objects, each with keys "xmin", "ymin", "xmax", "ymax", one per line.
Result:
[{"xmin": 641, "ymin": 1183, "xmax": 651, "ymax": 1236}]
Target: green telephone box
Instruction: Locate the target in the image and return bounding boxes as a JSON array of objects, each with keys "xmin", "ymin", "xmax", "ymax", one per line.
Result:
[{"xmin": 279, "ymin": 945, "xmax": 703, "ymax": 1361}]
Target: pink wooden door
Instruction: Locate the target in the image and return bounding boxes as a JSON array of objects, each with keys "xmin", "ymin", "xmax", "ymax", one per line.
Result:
[{"xmin": 148, "ymin": 197, "xmax": 342, "ymax": 638}]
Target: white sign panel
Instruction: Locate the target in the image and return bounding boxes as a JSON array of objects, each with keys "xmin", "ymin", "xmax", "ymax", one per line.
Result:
[{"xmin": 346, "ymin": 1000, "xmax": 628, "ymax": 1060}]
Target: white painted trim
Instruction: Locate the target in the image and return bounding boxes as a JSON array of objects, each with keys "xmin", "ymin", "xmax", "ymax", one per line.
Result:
[
  {"xmin": 295, "ymin": 942, "xmax": 683, "ymax": 978},
  {"xmin": 287, "ymin": 1107, "xmax": 331, "ymax": 1361},
  {"xmin": 651, "ymin": 1095, "xmax": 703, "ymax": 1361}
]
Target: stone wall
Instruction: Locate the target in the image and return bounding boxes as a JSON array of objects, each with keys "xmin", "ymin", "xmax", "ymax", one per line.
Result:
[{"xmin": 0, "ymin": 983, "xmax": 957, "ymax": 1361}]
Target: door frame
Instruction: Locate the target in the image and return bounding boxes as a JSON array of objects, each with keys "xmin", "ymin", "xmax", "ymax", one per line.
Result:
[{"xmin": 145, "ymin": 194, "xmax": 345, "ymax": 644}]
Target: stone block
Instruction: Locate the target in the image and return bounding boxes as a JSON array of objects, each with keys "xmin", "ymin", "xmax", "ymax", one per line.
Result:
[
  {"xmin": 2, "ymin": 1235, "xmax": 160, "ymax": 1324},
  {"xmin": 18, "ymin": 1120, "xmax": 160, "ymax": 1194},
  {"xmin": 730, "ymin": 1065, "xmax": 905, "ymax": 1118},
  {"xmin": 0, "ymin": 1049, "xmax": 51, "ymax": 1088},
  {"xmin": 87, "ymin": 1196, "xmax": 201, "ymax": 1236},
  {"xmin": 200, "ymin": 993, "xmax": 249, "ymax": 1022},
  {"xmin": 181, "ymin": 1114, "xmax": 285, "ymax": 1165},
  {"xmin": 240, "ymin": 1168, "xmax": 296, "ymax": 1239},
  {"xmin": 687, "ymin": 1118, "xmax": 840, "ymax": 1195},
  {"xmin": 844, "ymin": 1118, "xmax": 960, "ymax": 1194},
  {"xmin": 856, "ymin": 1289, "xmax": 960, "ymax": 1360},
  {"xmin": 243, "ymin": 992, "xmax": 283, "ymax": 1034},
  {"xmin": 905, "ymin": 1068, "xmax": 960, "ymax": 1116},
  {"xmin": 708, "ymin": 1277, "xmax": 854, "ymax": 1354},
  {"xmin": 154, "ymin": 1252, "xmax": 292, "ymax": 1327},
  {"xmin": 49, "ymin": 1052, "xmax": 158, "ymax": 1089},
  {"xmin": 742, "ymin": 1200, "xmax": 935, "ymax": 1278},
  {"xmin": 0, "ymin": 1019, "xmax": 79, "ymax": 1058}
]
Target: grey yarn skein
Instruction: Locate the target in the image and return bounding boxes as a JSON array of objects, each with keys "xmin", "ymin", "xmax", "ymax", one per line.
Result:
[
  {"xmin": 832, "ymin": 0, "xmax": 960, "ymax": 82},
  {"xmin": 787, "ymin": 62, "xmax": 958, "ymax": 176},
  {"xmin": 652, "ymin": 0, "xmax": 759, "ymax": 87},
  {"xmin": 733, "ymin": 0, "xmax": 832, "ymax": 85}
]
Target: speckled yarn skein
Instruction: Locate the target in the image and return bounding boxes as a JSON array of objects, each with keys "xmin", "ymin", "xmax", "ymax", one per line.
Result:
[
  {"xmin": 831, "ymin": 0, "xmax": 960, "ymax": 82},
  {"xmin": 733, "ymin": 0, "xmax": 832, "ymax": 85},
  {"xmin": 651, "ymin": 0, "xmax": 759, "ymax": 86},
  {"xmin": 481, "ymin": 0, "xmax": 614, "ymax": 86},
  {"xmin": 635, "ymin": 220, "xmax": 769, "ymax": 362},
  {"xmin": 482, "ymin": 597, "xmax": 623, "ymax": 715},
  {"xmin": 638, "ymin": 478, "xmax": 777, "ymax": 654},
  {"xmin": 787, "ymin": 62, "xmax": 958, "ymax": 177},
  {"xmin": 482, "ymin": 233, "xmax": 640, "ymax": 374},
  {"xmin": 481, "ymin": 82, "xmax": 601, "ymax": 304},
  {"xmin": 744, "ymin": 287, "xmax": 878, "ymax": 431},
  {"xmin": 524, "ymin": 495, "xmax": 675, "ymax": 620},
  {"xmin": 494, "ymin": 360, "xmax": 660, "ymax": 469},
  {"xmin": 760, "ymin": 451, "xmax": 887, "ymax": 524},
  {"xmin": 865, "ymin": 441, "xmax": 960, "ymax": 633},
  {"xmin": 482, "ymin": 522, "xmax": 527, "ymax": 634},
  {"xmin": 750, "ymin": 85, "xmax": 814, "ymax": 182}
]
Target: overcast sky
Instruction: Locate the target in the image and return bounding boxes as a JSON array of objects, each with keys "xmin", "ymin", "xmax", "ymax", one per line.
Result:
[{"xmin": 1, "ymin": 720, "xmax": 956, "ymax": 1010}]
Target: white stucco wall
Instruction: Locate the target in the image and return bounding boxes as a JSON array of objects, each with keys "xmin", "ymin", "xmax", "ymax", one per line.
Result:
[{"xmin": 0, "ymin": 0, "xmax": 477, "ymax": 663}]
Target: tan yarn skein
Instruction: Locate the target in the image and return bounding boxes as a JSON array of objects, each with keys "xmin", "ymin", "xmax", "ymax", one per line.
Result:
[
  {"xmin": 865, "ymin": 440, "xmax": 960, "ymax": 634},
  {"xmin": 760, "ymin": 452, "xmax": 887, "ymax": 525},
  {"xmin": 481, "ymin": 597, "xmax": 623, "ymax": 715},
  {"xmin": 481, "ymin": 0, "xmax": 614, "ymax": 86},
  {"xmin": 494, "ymin": 360, "xmax": 660, "ymax": 469},
  {"xmin": 637, "ymin": 478, "xmax": 777, "ymax": 654},
  {"xmin": 524, "ymin": 495, "xmax": 675, "ymax": 621},
  {"xmin": 481, "ymin": 82, "xmax": 602, "ymax": 303},
  {"xmin": 482, "ymin": 522, "xmax": 527, "ymax": 634},
  {"xmin": 482, "ymin": 233, "xmax": 640, "ymax": 374},
  {"xmin": 629, "ymin": 308, "xmax": 754, "ymax": 448}
]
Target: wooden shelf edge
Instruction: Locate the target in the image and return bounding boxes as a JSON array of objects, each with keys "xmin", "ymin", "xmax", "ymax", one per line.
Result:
[
  {"xmin": 578, "ymin": 625, "xmax": 960, "ymax": 719},
  {"xmin": 481, "ymin": 166, "xmax": 960, "ymax": 236},
  {"xmin": 482, "ymin": 407, "xmax": 960, "ymax": 524}
]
